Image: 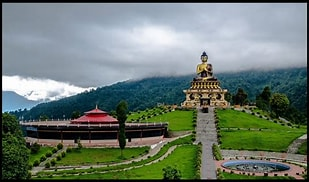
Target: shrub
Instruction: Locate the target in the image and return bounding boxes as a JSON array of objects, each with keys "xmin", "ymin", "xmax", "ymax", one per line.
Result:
[
  {"xmin": 52, "ymin": 147, "xmax": 58, "ymax": 153},
  {"xmin": 33, "ymin": 160, "xmax": 40, "ymax": 167},
  {"xmin": 30, "ymin": 142, "xmax": 41, "ymax": 154},
  {"xmin": 40, "ymin": 155, "xmax": 47, "ymax": 162},
  {"xmin": 61, "ymin": 151, "xmax": 66, "ymax": 157},
  {"xmin": 56, "ymin": 155, "xmax": 62, "ymax": 161},
  {"xmin": 191, "ymin": 136, "xmax": 196, "ymax": 142},
  {"xmin": 45, "ymin": 162, "xmax": 51, "ymax": 168},
  {"xmin": 77, "ymin": 140, "xmax": 83, "ymax": 150},
  {"xmin": 57, "ymin": 143, "xmax": 63, "ymax": 150},
  {"xmin": 66, "ymin": 147, "xmax": 72, "ymax": 153},
  {"xmin": 50, "ymin": 159, "xmax": 56, "ymax": 166},
  {"xmin": 212, "ymin": 144, "xmax": 222, "ymax": 160},
  {"xmin": 45, "ymin": 151, "xmax": 52, "ymax": 158}
]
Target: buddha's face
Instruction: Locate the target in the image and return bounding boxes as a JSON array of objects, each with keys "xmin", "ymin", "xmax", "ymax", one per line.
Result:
[{"xmin": 201, "ymin": 55, "xmax": 208, "ymax": 63}]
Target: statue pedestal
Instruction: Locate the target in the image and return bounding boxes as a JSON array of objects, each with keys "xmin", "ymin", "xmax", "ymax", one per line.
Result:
[{"xmin": 181, "ymin": 79, "xmax": 229, "ymax": 108}]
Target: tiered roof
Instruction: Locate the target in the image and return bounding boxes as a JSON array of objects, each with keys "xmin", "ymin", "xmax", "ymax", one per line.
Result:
[{"xmin": 70, "ymin": 106, "xmax": 118, "ymax": 124}]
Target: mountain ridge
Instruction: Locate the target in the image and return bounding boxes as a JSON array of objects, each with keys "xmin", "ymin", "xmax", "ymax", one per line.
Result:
[
  {"xmin": 6, "ymin": 67, "xmax": 307, "ymax": 122},
  {"xmin": 2, "ymin": 91, "xmax": 41, "ymax": 112}
]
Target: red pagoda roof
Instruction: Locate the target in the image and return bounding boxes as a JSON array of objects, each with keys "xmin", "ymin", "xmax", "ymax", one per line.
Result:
[{"xmin": 71, "ymin": 106, "xmax": 118, "ymax": 124}]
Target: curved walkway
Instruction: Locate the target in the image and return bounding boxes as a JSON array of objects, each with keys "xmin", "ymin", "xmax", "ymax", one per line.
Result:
[
  {"xmin": 31, "ymin": 146, "xmax": 68, "ymax": 175},
  {"xmin": 287, "ymin": 134, "xmax": 307, "ymax": 154}
]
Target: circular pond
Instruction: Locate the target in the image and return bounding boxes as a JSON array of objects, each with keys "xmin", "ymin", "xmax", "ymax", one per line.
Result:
[{"xmin": 222, "ymin": 160, "xmax": 290, "ymax": 173}]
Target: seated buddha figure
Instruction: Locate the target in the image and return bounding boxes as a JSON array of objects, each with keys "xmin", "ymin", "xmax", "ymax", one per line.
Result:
[{"xmin": 196, "ymin": 51, "xmax": 213, "ymax": 80}]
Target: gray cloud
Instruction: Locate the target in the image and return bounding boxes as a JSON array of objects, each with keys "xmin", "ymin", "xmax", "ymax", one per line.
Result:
[{"xmin": 3, "ymin": 3, "xmax": 307, "ymax": 88}]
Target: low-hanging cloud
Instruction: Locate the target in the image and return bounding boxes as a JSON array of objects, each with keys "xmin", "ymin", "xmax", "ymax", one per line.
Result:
[
  {"xmin": 2, "ymin": 75, "xmax": 95, "ymax": 101},
  {"xmin": 2, "ymin": 3, "xmax": 307, "ymax": 101}
]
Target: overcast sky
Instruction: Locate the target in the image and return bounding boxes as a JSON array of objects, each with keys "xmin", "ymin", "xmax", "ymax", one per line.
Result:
[{"xmin": 2, "ymin": 3, "xmax": 307, "ymax": 101}]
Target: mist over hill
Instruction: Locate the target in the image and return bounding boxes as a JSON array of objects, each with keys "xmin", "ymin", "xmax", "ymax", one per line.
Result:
[{"xmin": 7, "ymin": 67, "xmax": 307, "ymax": 121}]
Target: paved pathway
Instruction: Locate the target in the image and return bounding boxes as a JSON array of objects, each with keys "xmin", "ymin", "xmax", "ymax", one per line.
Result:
[
  {"xmin": 195, "ymin": 106, "xmax": 217, "ymax": 180},
  {"xmin": 287, "ymin": 134, "xmax": 307, "ymax": 154},
  {"xmin": 31, "ymin": 146, "xmax": 67, "ymax": 175}
]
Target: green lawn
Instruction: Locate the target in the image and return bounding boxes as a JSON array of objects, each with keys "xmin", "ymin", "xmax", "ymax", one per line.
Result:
[
  {"xmin": 217, "ymin": 109, "xmax": 307, "ymax": 152},
  {"xmin": 55, "ymin": 146, "xmax": 149, "ymax": 166},
  {"xmin": 216, "ymin": 109, "xmax": 305, "ymax": 131},
  {"xmin": 29, "ymin": 146, "xmax": 54, "ymax": 165},
  {"xmin": 144, "ymin": 110, "xmax": 194, "ymax": 131},
  {"xmin": 220, "ymin": 130, "xmax": 305, "ymax": 152},
  {"xmin": 127, "ymin": 106, "xmax": 167, "ymax": 121},
  {"xmin": 34, "ymin": 135, "xmax": 194, "ymax": 178},
  {"xmin": 38, "ymin": 145, "xmax": 198, "ymax": 179}
]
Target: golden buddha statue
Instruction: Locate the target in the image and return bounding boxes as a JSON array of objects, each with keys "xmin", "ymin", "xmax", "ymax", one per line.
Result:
[{"xmin": 196, "ymin": 51, "xmax": 213, "ymax": 80}]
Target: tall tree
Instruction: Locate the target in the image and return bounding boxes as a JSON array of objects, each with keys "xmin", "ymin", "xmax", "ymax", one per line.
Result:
[
  {"xmin": 270, "ymin": 93, "xmax": 290, "ymax": 118},
  {"xmin": 2, "ymin": 113, "xmax": 30, "ymax": 179},
  {"xmin": 224, "ymin": 91, "xmax": 233, "ymax": 104},
  {"xmin": 234, "ymin": 88, "xmax": 248, "ymax": 106},
  {"xmin": 116, "ymin": 100, "xmax": 128, "ymax": 157},
  {"xmin": 71, "ymin": 110, "xmax": 81, "ymax": 119},
  {"xmin": 256, "ymin": 86, "xmax": 272, "ymax": 111}
]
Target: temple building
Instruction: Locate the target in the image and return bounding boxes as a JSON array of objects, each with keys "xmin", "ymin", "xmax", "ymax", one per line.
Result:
[
  {"xmin": 71, "ymin": 105, "xmax": 118, "ymax": 124},
  {"xmin": 181, "ymin": 51, "xmax": 229, "ymax": 108},
  {"xmin": 21, "ymin": 106, "xmax": 168, "ymax": 145}
]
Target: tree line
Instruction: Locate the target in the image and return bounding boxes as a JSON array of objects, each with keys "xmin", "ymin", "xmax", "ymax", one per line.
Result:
[{"xmin": 7, "ymin": 67, "xmax": 307, "ymax": 124}]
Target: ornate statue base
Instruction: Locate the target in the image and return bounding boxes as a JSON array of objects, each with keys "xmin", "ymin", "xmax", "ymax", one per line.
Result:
[{"xmin": 181, "ymin": 76, "xmax": 229, "ymax": 108}]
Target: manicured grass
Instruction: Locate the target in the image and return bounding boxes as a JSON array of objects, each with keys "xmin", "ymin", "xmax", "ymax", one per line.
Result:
[
  {"xmin": 145, "ymin": 110, "xmax": 194, "ymax": 131},
  {"xmin": 38, "ymin": 145, "xmax": 198, "ymax": 179},
  {"xmin": 296, "ymin": 142, "xmax": 307, "ymax": 155},
  {"xmin": 127, "ymin": 106, "xmax": 167, "ymax": 121},
  {"xmin": 216, "ymin": 108, "xmax": 307, "ymax": 152},
  {"xmin": 219, "ymin": 171, "xmax": 295, "ymax": 180},
  {"xmin": 29, "ymin": 146, "xmax": 54, "ymax": 165},
  {"xmin": 34, "ymin": 135, "xmax": 194, "ymax": 177},
  {"xmin": 220, "ymin": 130, "xmax": 305, "ymax": 152},
  {"xmin": 127, "ymin": 107, "xmax": 194, "ymax": 131},
  {"xmin": 127, "ymin": 110, "xmax": 151, "ymax": 121},
  {"xmin": 216, "ymin": 109, "xmax": 305, "ymax": 131},
  {"xmin": 55, "ymin": 146, "xmax": 149, "ymax": 166}
]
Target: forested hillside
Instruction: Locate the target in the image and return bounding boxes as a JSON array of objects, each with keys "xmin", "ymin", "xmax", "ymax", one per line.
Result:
[{"xmin": 9, "ymin": 67, "xmax": 306, "ymax": 121}]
